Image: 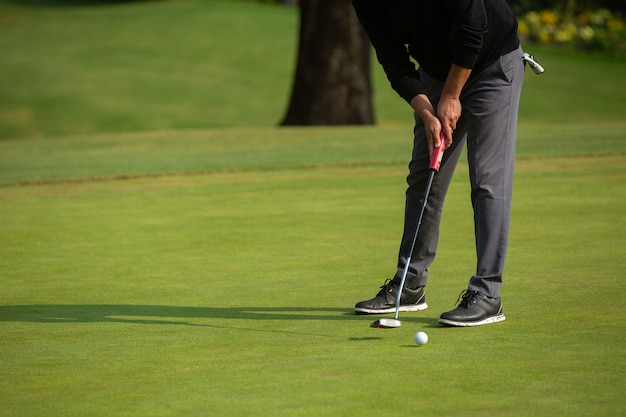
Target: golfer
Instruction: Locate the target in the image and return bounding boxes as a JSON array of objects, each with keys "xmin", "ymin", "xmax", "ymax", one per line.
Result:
[{"xmin": 352, "ymin": 0, "xmax": 524, "ymax": 326}]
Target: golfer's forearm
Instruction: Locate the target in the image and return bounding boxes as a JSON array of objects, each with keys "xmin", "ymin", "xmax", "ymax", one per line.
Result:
[
  {"xmin": 442, "ymin": 64, "xmax": 472, "ymax": 99},
  {"xmin": 410, "ymin": 64, "xmax": 472, "ymax": 117},
  {"xmin": 410, "ymin": 94, "xmax": 437, "ymax": 123}
]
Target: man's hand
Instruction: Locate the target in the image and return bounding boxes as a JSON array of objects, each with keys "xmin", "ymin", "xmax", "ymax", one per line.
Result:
[
  {"xmin": 437, "ymin": 95, "xmax": 461, "ymax": 147},
  {"xmin": 410, "ymin": 94, "xmax": 443, "ymax": 159},
  {"xmin": 439, "ymin": 64, "xmax": 472, "ymax": 146},
  {"xmin": 410, "ymin": 64, "xmax": 471, "ymax": 159}
]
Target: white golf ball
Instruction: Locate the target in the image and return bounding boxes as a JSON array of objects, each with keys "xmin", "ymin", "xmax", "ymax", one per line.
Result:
[{"xmin": 414, "ymin": 331, "xmax": 428, "ymax": 345}]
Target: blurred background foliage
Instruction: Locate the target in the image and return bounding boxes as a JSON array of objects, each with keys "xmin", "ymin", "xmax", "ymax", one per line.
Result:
[
  {"xmin": 507, "ymin": 0, "xmax": 625, "ymax": 14},
  {"xmin": 261, "ymin": 0, "xmax": 626, "ymax": 55},
  {"xmin": 514, "ymin": 1, "xmax": 626, "ymax": 54}
]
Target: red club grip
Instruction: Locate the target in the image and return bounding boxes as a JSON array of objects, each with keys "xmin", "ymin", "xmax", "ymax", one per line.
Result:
[{"xmin": 429, "ymin": 133, "xmax": 445, "ymax": 172}]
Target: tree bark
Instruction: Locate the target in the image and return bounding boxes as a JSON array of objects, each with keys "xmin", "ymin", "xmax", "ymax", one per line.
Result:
[{"xmin": 281, "ymin": 0, "xmax": 374, "ymax": 125}]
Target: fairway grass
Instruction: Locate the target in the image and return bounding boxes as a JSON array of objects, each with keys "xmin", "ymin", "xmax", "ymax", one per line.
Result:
[
  {"xmin": 0, "ymin": 0, "xmax": 298, "ymax": 139},
  {"xmin": 1, "ymin": 125, "xmax": 625, "ymax": 416}
]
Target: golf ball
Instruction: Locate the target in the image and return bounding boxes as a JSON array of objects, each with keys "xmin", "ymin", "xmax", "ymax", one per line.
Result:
[{"xmin": 414, "ymin": 331, "xmax": 428, "ymax": 345}]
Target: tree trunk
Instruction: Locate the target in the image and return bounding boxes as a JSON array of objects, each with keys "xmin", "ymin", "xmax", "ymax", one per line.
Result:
[{"xmin": 280, "ymin": 0, "xmax": 374, "ymax": 125}]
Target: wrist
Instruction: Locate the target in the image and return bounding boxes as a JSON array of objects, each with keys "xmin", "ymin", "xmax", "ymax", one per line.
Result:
[{"xmin": 410, "ymin": 94, "xmax": 436, "ymax": 120}]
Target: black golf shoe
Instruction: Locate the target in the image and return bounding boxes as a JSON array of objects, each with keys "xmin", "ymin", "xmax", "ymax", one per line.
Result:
[
  {"xmin": 438, "ymin": 290, "xmax": 506, "ymax": 327},
  {"xmin": 354, "ymin": 279, "xmax": 427, "ymax": 315}
]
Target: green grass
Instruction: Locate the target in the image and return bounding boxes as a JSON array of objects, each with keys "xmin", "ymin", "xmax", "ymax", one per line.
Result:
[
  {"xmin": 0, "ymin": 0, "xmax": 297, "ymax": 139},
  {"xmin": 2, "ymin": 147, "xmax": 624, "ymax": 417},
  {"xmin": 1, "ymin": 1, "xmax": 626, "ymax": 416}
]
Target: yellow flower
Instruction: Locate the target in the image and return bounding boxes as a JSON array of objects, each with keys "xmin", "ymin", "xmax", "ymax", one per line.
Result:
[
  {"xmin": 554, "ymin": 29, "xmax": 572, "ymax": 43},
  {"xmin": 590, "ymin": 9, "xmax": 611, "ymax": 26},
  {"xmin": 524, "ymin": 11, "xmax": 541, "ymax": 26},
  {"xmin": 538, "ymin": 30, "xmax": 551, "ymax": 44},
  {"xmin": 578, "ymin": 26, "xmax": 595, "ymax": 41},
  {"xmin": 540, "ymin": 10, "xmax": 558, "ymax": 26},
  {"xmin": 607, "ymin": 17, "xmax": 625, "ymax": 34},
  {"xmin": 518, "ymin": 21, "xmax": 529, "ymax": 36}
]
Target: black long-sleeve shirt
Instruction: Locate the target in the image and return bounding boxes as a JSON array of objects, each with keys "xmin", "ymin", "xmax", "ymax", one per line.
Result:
[{"xmin": 352, "ymin": 0, "xmax": 519, "ymax": 103}]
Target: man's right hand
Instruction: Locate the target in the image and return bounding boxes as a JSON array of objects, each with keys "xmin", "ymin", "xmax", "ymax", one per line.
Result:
[{"xmin": 410, "ymin": 94, "xmax": 448, "ymax": 159}]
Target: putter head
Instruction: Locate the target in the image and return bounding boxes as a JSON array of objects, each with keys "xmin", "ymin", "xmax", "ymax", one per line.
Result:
[{"xmin": 370, "ymin": 318, "xmax": 402, "ymax": 329}]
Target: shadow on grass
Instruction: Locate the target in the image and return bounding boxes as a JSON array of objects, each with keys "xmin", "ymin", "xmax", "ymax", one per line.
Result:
[
  {"xmin": 0, "ymin": 304, "xmax": 379, "ymax": 326},
  {"xmin": 0, "ymin": 305, "xmax": 441, "ymax": 338}
]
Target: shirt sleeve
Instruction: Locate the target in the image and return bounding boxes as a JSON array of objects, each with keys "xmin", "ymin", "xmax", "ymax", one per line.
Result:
[
  {"xmin": 352, "ymin": 1, "xmax": 426, "ymax": 103},
  {"xmin": 445, "ymin": 0, "xmax": 487, "ymax": 69},
  {"xmin": 353, "ymin": 0, "xmax": 489, "ymax": 104}
]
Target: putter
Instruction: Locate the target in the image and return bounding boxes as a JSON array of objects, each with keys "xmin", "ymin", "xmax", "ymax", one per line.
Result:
[
  {"xmin": 522, "ymin": 52, "xmax": 545, "ymax": 75},
  {"xmin": 371, "ymin": 135, "xmax": 445, "ymax": 329}
]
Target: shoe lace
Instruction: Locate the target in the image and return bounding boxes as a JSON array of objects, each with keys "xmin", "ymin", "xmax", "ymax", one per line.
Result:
[
  {"xmin": 376, "ymin": 279, "xmax": 405, "ymax": 303},
  {"xmin": 454, "ymin": 289, "xmax": 480, "ymax": 307},
  {"xmin": 379, "ymin": 279, "xmax": 393, "ymax": 290},
  {"xmin": 376, "ymin": 279, "xmax": 394, "ymax": 295}
]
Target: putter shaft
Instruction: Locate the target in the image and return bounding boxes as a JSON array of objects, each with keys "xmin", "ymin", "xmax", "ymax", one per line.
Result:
[{"xmin": 393, "ymin": 141, "xmax": 444, "ymax": 321}]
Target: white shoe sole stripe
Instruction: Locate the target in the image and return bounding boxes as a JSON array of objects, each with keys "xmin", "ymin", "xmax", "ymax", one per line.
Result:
[{"xmin": 438, "ymin": 314, "xmax": 506, "ymax": 327}]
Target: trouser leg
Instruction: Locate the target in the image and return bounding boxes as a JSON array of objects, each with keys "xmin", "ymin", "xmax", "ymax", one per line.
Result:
[
  {"xmin": 395, "ymin": 122, "xmax": 465, "ymax": 289},
  {"xmin": 463, "ymin": 47, "xmax": 524, "ymax": 298},
  {"xmin": 394, "ymin": 65, "xmax": 466, "ymax": 289}
]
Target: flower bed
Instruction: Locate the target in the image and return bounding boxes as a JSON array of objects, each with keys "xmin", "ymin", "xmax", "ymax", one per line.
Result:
[{"xmin": 518, "ymin": 8, "xmax": 626, "ymax": 54}]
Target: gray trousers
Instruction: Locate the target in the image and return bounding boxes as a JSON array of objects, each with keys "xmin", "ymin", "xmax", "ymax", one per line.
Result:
[{"xmin": 396, "ymin": 46, "xmax": 524, "ymax": 298}]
